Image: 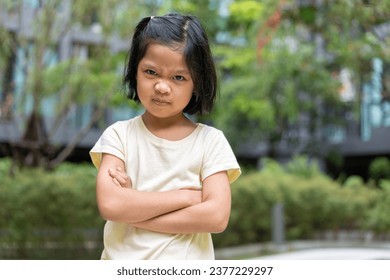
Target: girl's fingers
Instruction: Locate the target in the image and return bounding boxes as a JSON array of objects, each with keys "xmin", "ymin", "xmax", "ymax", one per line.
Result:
[
  {"xmin": 109, "ymin": 167, "xmax": 126, "ymax": 179},
  {"xmin": 112, "ymin": 177, "xmax": 121, "ymax": 186},
  {"xmin": 109, "ymin": 167, "xmax": 131, "ymax": 188}
]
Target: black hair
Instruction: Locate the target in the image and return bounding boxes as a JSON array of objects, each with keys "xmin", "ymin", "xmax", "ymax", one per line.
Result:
[{"xmin": 123, "ymin": 13, "xmax": 217, "ymax": 115}]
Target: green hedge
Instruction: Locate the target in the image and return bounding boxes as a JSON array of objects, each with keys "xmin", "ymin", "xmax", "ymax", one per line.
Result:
[
  {"xmin": 1, "ymin": 157, "xmax": 389, "ymax": 259},
  {"xmin": 0, "ymin": 159, "xmax": 104, "ymax": 259},
  {"xmin": 213, "ymin": 157, "xmax": 387, "ymax": 247},
  {"xmin": 369, "ymin": 157, "xmax": 390, "ymax": 184}
]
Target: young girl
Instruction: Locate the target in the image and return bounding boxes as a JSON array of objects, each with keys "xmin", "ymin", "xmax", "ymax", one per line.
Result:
[{"xmin": 90, "ymin": 13, "xmax": 241, "ymax": 260}]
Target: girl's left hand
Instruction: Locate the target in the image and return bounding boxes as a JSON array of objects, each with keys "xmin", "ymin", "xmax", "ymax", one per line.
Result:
[{"xmin": 108, "ymin": 167, "xmax": 132, "ymax": 188}]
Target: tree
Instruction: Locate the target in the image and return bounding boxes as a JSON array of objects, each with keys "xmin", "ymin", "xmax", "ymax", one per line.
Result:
[
  {"xmin": 212, "ymin": 0, "xmax": 389, "ymax": 159},
  {"xmin": 0, "ymin": 0, "xmax": 228, "ymax": 172},
  {"xmin": 0, "ymin": 0, "xmax": 159, "ymax": 171},
  {"xmin": 285, "ymin": 0, "xmax": 389, "ymax": 115}
]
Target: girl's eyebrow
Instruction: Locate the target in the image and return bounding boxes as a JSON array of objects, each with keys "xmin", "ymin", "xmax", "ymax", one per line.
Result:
[
  {"xmin": 139, "ymin": 62, "xmax": 156, "ymax": 68},
  {"xmin": 140, "ymin": 61, "xmax": 190, "ymax": 74},
  {"xmin": 174, "ymin": 68, "xmax": 191, "ymax": 75}
]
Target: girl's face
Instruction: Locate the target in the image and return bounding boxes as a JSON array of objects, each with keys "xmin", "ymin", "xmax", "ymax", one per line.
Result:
[{"xmin": 136, "ymin": 43, "xmax": 194, "ymax": 120}]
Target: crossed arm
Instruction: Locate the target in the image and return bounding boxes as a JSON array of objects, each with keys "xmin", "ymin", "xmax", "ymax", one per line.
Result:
[{"xmin": 96, "ymin": 153, "xmax": 231, "ymax": 234}]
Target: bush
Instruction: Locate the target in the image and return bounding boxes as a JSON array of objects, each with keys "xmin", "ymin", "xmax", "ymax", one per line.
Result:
[
  {"xmin": 285, "ymin": 155, "xmax": 323, "ymax": 179},
  {"xmin": 1, "ymin": 157, "xmax": 389, "ymax": 257},
  {"xmin": 214, "ymin": 157, "xmax": 383, "ymax": 248},
  {"xmin": 214, "ymin": 171, "xmax": 282, "ymax": 247},
  {"xmin": 366, "ymin": 180, "xmax": 390, "ymax": 236},
  {"xmin": 343, "ymin": 175, "xmax": 365, "ymax": 188},
  {"xmin": 369, "ymin": 157, "xmax": 390, "ymax": 185},
  {"xmin": 0, "ymin": 160, "xmax": 104, "ymax": 259}
]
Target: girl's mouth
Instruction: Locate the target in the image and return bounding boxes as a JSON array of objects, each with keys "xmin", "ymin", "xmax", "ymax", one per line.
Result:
[{"xmin": 152, "ymin": 98, "xmax": 170, "ymax": 105}]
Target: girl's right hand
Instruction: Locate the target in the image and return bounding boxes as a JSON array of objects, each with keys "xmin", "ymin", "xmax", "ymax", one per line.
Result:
[{"xmin": 108, "ymin": 166, "xmax": 132, "ymax": 188}]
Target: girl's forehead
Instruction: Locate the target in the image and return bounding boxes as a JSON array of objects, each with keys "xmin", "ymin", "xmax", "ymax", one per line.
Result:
[
  {"xmin": 145, "ymin": 41, "xmax": 185, "ymax": 54},
  {"xmin": 141, "ymin": 43, "xmax": 188, "ymax": 68}
]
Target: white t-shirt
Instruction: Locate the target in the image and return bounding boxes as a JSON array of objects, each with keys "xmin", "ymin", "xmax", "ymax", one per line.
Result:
[{"xmin": 90, "ymin": 115, "xmax": 241, "ymax": 259}]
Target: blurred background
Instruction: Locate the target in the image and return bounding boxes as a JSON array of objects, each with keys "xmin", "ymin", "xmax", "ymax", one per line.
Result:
[{"xmin": 0, "ymin": 0, "xmax": 389, "ymax": 260}]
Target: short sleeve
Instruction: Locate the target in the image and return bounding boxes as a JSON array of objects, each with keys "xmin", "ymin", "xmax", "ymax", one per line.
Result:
[
  {"xmin": 201, "ymin": 129, "xmax": 241, "ymax": 184},
  {"xmin": 89, "ymin": 123, "xmax": 125, "ymax": 169}
]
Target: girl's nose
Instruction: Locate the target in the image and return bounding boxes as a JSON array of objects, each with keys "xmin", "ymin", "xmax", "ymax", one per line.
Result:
[{"xmin": 154, "ymin": 80, "xmax": 171, "ymax": 94}]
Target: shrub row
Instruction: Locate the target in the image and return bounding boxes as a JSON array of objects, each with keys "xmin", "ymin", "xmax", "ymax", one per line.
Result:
[
  {"xmin": 213, "ymin": 157, "xmax": 390, "ymax": 247},
  {"xmin": 1, "ymin": 157, "xmax": 390, "ymax": 258},
  {"xmin": 0, "ymin": 159, "xmax": 104, "ymax": 259}
]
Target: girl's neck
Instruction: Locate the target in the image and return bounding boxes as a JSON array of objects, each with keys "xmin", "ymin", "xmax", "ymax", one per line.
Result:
[{"xmin": 141, "ymin": 112, "xmax": 197, "ymax": 141}]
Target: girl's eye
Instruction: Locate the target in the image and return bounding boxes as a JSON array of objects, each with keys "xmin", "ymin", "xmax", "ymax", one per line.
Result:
[
  {"xmin": 173, "ymin": 75, "xmax": 185, "ymax": 81},
  {"xmin": 146, "ymin": 69, "xmax": 157, "ymax": 76}
]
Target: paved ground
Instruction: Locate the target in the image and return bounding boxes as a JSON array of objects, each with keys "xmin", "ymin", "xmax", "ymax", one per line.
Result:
[
  {"xmin": 252, "ymin": 247, "xmax": 390, "ymax": 260},
  {"xmin": 215, "ymin": 240, "xmax": 390, "ymax": 260}
]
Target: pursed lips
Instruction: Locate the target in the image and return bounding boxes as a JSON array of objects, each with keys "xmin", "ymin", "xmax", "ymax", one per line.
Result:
[{"xmin": 152, "ymin": 98, "xmax": 170, "ymax": 105}]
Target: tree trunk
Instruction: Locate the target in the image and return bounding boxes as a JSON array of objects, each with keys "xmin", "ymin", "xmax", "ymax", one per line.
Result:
[
  {"xmin": 47, "ymin": 99, "xmax": 110, "ymax": 170},
  {"xmin": 11, "ymin": 112, "xmax": 50, "ymax": 169}
]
